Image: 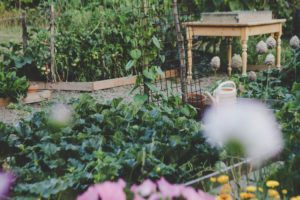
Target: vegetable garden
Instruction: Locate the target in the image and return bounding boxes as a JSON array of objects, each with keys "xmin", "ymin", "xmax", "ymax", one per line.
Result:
[{"xmin": 0, "ymin": 0, "xmax": 300, "ymax": 200}]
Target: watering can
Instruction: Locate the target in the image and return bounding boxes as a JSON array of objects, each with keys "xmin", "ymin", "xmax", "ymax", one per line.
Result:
[{"xmin": 205, "ymin": 81, "xmax": 237, "ymax": 105}]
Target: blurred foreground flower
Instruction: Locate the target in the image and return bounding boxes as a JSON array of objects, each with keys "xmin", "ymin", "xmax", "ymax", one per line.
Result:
[
  {"xmin": 203, "ymin": 99, "xmax": 283, "ymax": 166},
  {"xmin": 290, "ymin": 35, "xmax": 300, "ymax": 49},
  {"xmin": 0, "ymin": 171, "xmax": 14, "ymax": 199},
  {"xmin": 256, "ymin": 40, "xmax": 268, "ymax": 54},
  {"xmin": 78, "ymin": 178, "xmax": 215, "ymax": 200},
  {"xmin": 48, "ymin": 103, "xmax": 73, "ymax": 128},
  {"xmin": 77, "ymin": 179, "xmax": 126, "ymax": 200},
  {"xmin": 266, "ymin": 36, "xmax": 276, "ymax": 49}
]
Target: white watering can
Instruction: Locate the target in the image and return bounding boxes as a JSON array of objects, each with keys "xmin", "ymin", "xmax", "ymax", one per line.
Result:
[{"xmin": 205, "ymin": 81, "xmax": 237, "ymax": 105}]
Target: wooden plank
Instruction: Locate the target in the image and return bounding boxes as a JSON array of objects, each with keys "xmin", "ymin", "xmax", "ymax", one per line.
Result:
[
  {"xmin": 29, "ymin": 69, "xmax": 178, "ymax": 92},
  {"xmin": 29, "ymin": 82, "xmax": 46, "ymax": 90},
  {"xmin": 247, "ymin": 23, "xmax": 281, "ymax": 36},
  {"xmin": 182, "ymin": 19, "xmax": 286, "ymax": 27},
  {"xmin": 192, "ymin": 26, "xmax": 241, "ymax": 37},
  {"xmin": 93, "ymin": 76, "xmax": 137, "ymax": 91},
  {"xmin": 23, "ymin": 90, "xmax": 51, "ymax": 104},
  {"xmin": 45, "ymin": 82, "xmax": 93, "ymax": 91},
  {"xmin": 248, "ymin": 64, "xmax": 276, "ymax": 71}
]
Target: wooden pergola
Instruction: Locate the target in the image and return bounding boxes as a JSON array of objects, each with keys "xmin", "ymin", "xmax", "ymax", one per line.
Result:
[{"xmin": 183, "ymin": 19, "xmax": 286, "ymax": 80}]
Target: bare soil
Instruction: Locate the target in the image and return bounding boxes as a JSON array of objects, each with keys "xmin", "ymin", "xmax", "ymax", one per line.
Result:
[{"xmin": 0, "ymin": 75, "xmax": 226, "ymax": 124}]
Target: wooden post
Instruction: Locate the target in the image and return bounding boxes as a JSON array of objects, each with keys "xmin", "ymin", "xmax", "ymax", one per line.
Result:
[
  {"xmin": 275, "ymin": 31, "xmax": 282, "ymax": 69},
  {"xmin": 241, "ymin": 28, "xmax": 248, "ymax": 76},
  {"xmin": 50, "ymin": 3, "xmax": 57, "ymax": 82},
  {"xmin": 172, "ymin": 0, "xmax": 187, "ymax": 102},
  {"xmin": 186, "ymin": 27, "xmax": 193, "ymax": 82},
  {"xmin": 21, "ymin": 12, "xmax": 28, "ymax": 51}
]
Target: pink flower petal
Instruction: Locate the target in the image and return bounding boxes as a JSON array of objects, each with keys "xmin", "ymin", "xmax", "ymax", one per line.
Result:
[
  {"xmin": 0, "ymin": 171, "xmax": 14, "ymax": 199},
  {"xmin": 95, "ymin": 179, "xmax": 126, "ymax": 200},
  {"xmin": 131, "ymin": 179, "xmax": 156, "ymax": 197},
  {"xmin": 157, "ymin": 178, "xmax": 184, "ymax": 198},
  {"xmin": 77, "ymin": 186, "xmax": 99, "ymax": 200}
]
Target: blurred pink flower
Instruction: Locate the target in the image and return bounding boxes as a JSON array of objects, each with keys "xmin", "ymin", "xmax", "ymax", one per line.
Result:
[
  {"xmin": 77, "ymin": 179, "xmax": 126, "ymax": 200},
  {"xmin": 77, "ymin": 186, "xmax": 99, "ymax": 200},
  {"xmin": 0, "ymin": 171, "xmax": 14, "ymax": 199},
  {"xmin": 182, "ymin": 187, "xmax": 215, "ymax": 200},
  {"xmin": 131, "ymin": 179, "xmax": 157, "ymax": 197},
  {"xmin": 157, "ymin": 178, "xmax": 184, "ymax": 198}
]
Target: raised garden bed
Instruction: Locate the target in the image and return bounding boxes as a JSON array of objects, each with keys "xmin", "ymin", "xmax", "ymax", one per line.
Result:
[{"xmin": 31, "ymin": 69, "xmax": 177, "ymax": 91}]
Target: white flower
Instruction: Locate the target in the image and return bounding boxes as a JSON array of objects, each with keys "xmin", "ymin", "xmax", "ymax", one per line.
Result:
[
  {"xmin": 49, "ymin": 103, "xmax": 72, "ymax": 127},
  {"xmin": 266, "ymin": 36, "xmax": 276, "ymax": 49},
  {"xmin": 203, "ymin": 99, "xmax": 283, "ymax": 166},
  {"xmin": 210, "ymin": 56, "xmax": 221, "ymax": 71},
  {"xmin": 248, "ymin": 71, "xmax": 257, "ymax": 81},
  {"xmin": 231, "ymin": 54, "xmax": 242, "ymax": 69},
  {"xmin": 265, "ymin": 53, "xmax": 275, "ymax": 66},
  {"xmin": 256, "ymin": 41, "xmax": 268, "ymax": 54},
  {"xmin": 289, "ymin": 35, "xmax": 300, "ymax": 49}
]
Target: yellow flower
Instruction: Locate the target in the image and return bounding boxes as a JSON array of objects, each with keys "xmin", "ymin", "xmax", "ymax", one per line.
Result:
[
  {"xmin": 282, "ymin": 189, "xmax": 288, "ymax": 194},
  {"xmin": 246, "ymin": 186, "xmax": 257, "ymax": 193},
  {"xmin": 268, "ymin": 189, "xmax": 280, "ymax": 198},
  {"xmin": 210, "ymin": 177, "xmax": 217, "ymax": 183},
  {"xmin": 217, "ymin": 175, "xmax": 229, "ymax": 184},
  {"xmin": 295, "ymin": 196, "xmax": 300, "ymax": 200},
  {"xmin": 216, "ymin": 193, "xmax": 233, "ymax": 200},
  {"xmin": 240, "ymin": 192, "xmax": 255, "ymax": 199},
  {"xmin": 258, "ymin": 187, "xmax": 264, "ymax": 192},
  {"xmin": 220, "ymin": 184, "xmax": 232, "ymax": 194},
  {"xmin": 266, "ymin": 180, "xmax": 280, "ymax": 188}
]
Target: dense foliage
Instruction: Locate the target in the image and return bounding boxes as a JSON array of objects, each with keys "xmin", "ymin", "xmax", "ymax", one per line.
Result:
[
  {"xmin": 0, "ymin": 95, "xmax": 218, "ymax": 199},
  {"xmin": 0, "ymin": 64, "xmax": 29, "ymax": 101}
]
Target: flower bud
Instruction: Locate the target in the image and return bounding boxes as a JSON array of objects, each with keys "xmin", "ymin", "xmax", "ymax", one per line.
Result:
[
  {"xmin": 231, "ymin": 54, "xmax": 242, "ymax": 69},
  {"xmin": 266, "ymin": 36, "xmax": 276, "ymax": 49},
  {"xmin": 210, "ymin": 56, "xmax": 221, "ymax": 71},
  {"xmin": 256, "ymin": 41, "xmax": 268, "ymax": 54},
  {"xmin": 289, "ymin": 35, "xmax": 300, "ymax": 49},
  {"xmin": 265, "ymin": 53, "xmax": 275, "ymax": 66}
]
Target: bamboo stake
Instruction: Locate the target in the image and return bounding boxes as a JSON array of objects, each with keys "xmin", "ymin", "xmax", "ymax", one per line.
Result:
[
  {"xmin": 21, "ymin": 12, "xmax": 28, "ymax": 51},
  {"xmin": 172, "ymin": 0, "xmax": 187, "ymax": 103},
  {"xmin": 50, "ymin": 3, "xmax": 57, "ymax": 82}
]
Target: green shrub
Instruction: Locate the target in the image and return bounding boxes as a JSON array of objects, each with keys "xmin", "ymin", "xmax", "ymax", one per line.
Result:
[
  {"xmin": 0, "ymin": 95, "xmax": 219, "ymax": 199},
  {"xmin": 0, "ymin": 66, "xmax": 29, "ymax": 101}
]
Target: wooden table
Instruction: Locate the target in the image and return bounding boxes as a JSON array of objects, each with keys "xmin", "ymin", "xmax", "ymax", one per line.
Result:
[{"xmin": 183, "ymin": 19, "xmax": 286, "ymax": 80}]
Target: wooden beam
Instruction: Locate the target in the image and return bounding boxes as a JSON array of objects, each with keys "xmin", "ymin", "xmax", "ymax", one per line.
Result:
[
  {"xmin": 46, "ymin": 82, "xmax": 93, "ymax": 91},
  {"xmin": 93, "ymin": 76, "xmax": 137, "ymax": 91},
  {"xmin": 23, "ymin": 90, "xmax": 52, "ymax": 104},
  {"xmin": 29, "ymin": 69, "xmax": 178, "ymax": 92}
]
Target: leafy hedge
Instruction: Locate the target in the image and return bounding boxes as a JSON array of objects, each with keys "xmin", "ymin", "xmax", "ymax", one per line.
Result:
[{"xmin": 0, "ymin": 95, "xmax": 218, "ymax": 199}]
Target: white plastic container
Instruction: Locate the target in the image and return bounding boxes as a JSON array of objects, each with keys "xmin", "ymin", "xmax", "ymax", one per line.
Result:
[{"xmin": 213, "ymin": 81, "xmax": 237, "ymax": 105}]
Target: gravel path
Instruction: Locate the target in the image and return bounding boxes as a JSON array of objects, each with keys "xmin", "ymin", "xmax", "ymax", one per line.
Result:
[{"xmin": 0, "ymin": 75, "xmax": 227, "ymax": 124}]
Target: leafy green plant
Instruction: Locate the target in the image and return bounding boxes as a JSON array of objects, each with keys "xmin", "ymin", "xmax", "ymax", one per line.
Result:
[
  {"xmin": 0, "ymin": 66, "xmax": 29, "ymax": 101},
  {"xmin": 0, "ymin": 95, "xmax": 219, "ymax": 199},
  {"xmin": 273, "ymin": 83, "xmax": 300, "ymax": 195}
]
